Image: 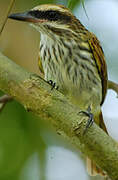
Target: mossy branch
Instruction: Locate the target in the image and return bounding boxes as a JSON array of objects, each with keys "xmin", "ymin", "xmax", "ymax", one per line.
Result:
[{"xmin": 0, "ymin": 52, "xmax": 118, "ymax": 180}]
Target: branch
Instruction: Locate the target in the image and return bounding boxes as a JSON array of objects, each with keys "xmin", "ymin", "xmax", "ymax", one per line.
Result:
[
  {"xmin": 0, "ymin": 52, "xmax": 118, "ymax": 180},
  {"xmin": 108, "ymin": 80, "xmax": 118, "ymax": 96}
]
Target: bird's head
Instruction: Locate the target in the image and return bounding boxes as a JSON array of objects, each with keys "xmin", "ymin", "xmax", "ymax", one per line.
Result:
[{"xmin": 9, "ymin": 4, "xmax": 84, "ymax": 38}]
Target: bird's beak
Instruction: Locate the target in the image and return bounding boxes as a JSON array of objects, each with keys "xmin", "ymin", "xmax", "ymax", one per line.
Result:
[{"xmin": 8, "ymin": 12, "xmax": 39, "ymax": 23}]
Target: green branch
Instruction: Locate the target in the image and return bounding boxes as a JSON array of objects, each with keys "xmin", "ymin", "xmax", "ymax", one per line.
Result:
[{"xmin": 0, "ymin": 52, "xmax": 118, "ymax": 180}]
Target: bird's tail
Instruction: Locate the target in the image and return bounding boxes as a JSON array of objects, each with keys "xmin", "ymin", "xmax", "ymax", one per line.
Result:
[{"xmin": 86, "ymin": 110, "xmax": 108, "ymax": 176}]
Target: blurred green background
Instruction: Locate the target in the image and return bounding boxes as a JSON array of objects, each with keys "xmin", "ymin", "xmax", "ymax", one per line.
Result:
[{"xmin": 0, "ymin": 0, "xmax": 118, "ymax": 180}]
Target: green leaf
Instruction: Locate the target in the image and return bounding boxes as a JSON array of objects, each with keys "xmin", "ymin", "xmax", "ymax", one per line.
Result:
[
  {"xmin": 67, "ymin": 0, "xmax": 81, "ymax": 10},
  {"xmin": 67, "ymin": 0, "xmax": 89, "ymax": 19}
]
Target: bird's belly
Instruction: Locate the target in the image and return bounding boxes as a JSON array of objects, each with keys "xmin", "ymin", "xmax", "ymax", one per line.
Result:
[
  {"xmin": 60, "ymin": 80, "xmax": 102, "ymax": 112},
  {"xmin": 66, "ymin": 86, "xmax": 101, "ymax": 111},
  {"xmin": 45, "ymin": 63, "xmax": 102, "ymax": 112},
  {"xmin": 41, "ymin": 46, "xmax": 102, "ymax": 113}
]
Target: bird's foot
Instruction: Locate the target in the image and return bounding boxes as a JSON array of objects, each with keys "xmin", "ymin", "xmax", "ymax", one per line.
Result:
[
  {"xmin": 47, "ymin": 80, "xmax": 59, "ymax": 90},
  {"xmin": 79, "ymin": 106, "xmax": 94, "ymax": 134}
]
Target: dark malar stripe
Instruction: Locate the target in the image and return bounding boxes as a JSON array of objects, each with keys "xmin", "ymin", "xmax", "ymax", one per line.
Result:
[{"xmin": 46, "ymin": 25, "xmax": 62, "ymax": 36}]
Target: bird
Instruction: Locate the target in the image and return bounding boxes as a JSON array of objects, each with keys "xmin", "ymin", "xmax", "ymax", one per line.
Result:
[{"xmin": 8, "ymin": 4, "xmax": 108, "ymax": 176}]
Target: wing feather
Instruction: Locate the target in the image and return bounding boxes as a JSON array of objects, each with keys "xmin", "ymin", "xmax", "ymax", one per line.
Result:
[{"xmin": 88, "ymin": 33, "xmax": 108, "ymax": 105}]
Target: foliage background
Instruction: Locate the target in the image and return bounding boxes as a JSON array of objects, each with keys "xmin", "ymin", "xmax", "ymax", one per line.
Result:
[{"xmin": 0, "ymin": 0, "xmax": 118, "ymax": 180}]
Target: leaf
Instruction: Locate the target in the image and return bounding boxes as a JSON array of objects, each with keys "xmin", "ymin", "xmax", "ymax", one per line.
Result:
[
  {"xmin": 67, "ymin": 0, "xmax": 89, "ymax": 19},
  {"xmin": 67, "ymin": 0, "xmax": 81, "ymax": 10},
  {"xmin": 81, "ymin": 0, "xmax": 89, "ymax": 19}
]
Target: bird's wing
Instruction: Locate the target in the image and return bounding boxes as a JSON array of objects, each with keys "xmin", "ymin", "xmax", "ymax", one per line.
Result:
[{"xmin": 88, "ymin": 33, "xmax": 108, "ymax": 105}]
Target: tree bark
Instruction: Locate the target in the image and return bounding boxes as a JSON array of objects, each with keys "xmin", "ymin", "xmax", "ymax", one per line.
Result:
[{"xmin": 0, "ymin": 52, "xmax": 118, "ymax": 180}]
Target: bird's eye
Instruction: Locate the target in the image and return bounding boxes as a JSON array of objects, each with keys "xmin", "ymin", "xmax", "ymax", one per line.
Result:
[
  {"xmin": 47, "ymin": 11, "xmax": 58, "ymax": 21},
  {"xmin": 29, "ymin": 10, "xmax": 41, "ymax": 18}
]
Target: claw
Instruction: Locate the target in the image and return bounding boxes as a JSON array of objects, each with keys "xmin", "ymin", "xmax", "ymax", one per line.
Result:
[
  {"xmin": 79, "ymin": 106, "xmax": 94, "ymax": 134},
  {"xmin": 47, "ymin": 80, "xmax": 59, "ymax": 90}
]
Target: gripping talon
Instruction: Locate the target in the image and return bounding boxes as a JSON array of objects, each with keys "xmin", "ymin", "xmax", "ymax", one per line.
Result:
[
  {"xmin": 47, "ymin": 80, "xmax": 59, "ymax": 90},
  {"xmin": 85, "ymin": 112, "xmax": 94, "ymax": 129},
  {"xmin": 79, "ymin": 106, "xmax": 94, "ymax": 134}
]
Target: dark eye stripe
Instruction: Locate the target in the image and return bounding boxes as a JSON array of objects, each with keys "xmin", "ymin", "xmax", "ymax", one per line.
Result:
[{"xmin": 28, "ymin": 10, "xmax": 71, "ymax": 22}]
